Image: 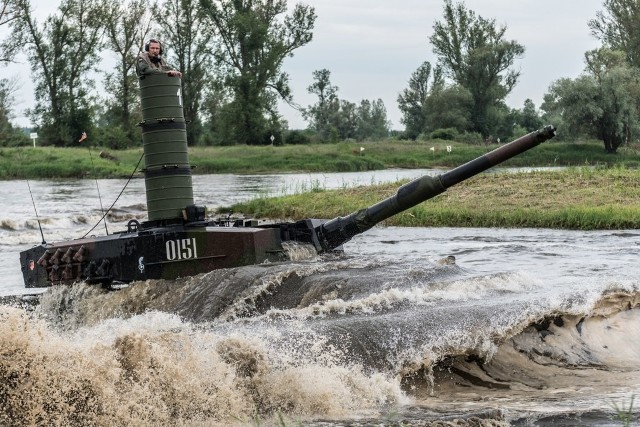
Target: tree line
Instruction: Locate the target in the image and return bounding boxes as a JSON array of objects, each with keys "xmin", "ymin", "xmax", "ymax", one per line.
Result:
[
  {"xmin": 0, "ymin": 0, "xmax": 637, "ymax": 153},
  {"xmin": 397, "ymin": 0, "xmax": 640, "ymax": 154},
  {"xmin": 0, "ymin": 0, "xmax": 321, "ymax": 147}
]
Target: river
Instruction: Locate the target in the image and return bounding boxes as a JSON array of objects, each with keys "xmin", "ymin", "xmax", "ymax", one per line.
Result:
[{"xmin": 1, "ymin": 170, "xmax": 638, "ymax": 426}]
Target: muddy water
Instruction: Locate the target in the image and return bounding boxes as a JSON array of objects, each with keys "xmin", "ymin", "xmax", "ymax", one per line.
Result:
[{"xmin": 1, "ymin": 173, "xmax": 638, "ymax": 426}]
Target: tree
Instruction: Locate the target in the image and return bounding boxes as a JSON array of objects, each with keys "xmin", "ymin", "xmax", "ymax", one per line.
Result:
[
  {"xmin": 0, "ymin": 0, "xmax": 24, "ymax": 137},
  {"xmin": 586, "ymin": 48, "xmax": 640, "ymax": 152},
  {"xmin": 199, "ymin": 0, "xmax": 316, "ymax": 145},
  {"xmin": 5, "ymin": 0, "xmax": 108, "ymax": 146},
  {"xmin": 423, "ymin": 84, "xmax": 473, "ymax": 134},
  {"xmin": 0, "ymin": 0, "xmax": 21, "ymax": 62},
  {"xmin": 542, "ymin": 49, "xmax": 640, "ymax": 153},
  {"xmin": 103, "ymin": 0, "xmax": 152, "ymax": 147},
  {"xmin": 397, "ymin": 61, "xmax": 444, "ymax": 139},
  {"xmin": 199, "ymin": 77, "xmax": 230, "ymax": 145},
  {"xmin": 542, "ymin": 77, "xmax": 598, "ymax": 140},
  {"xmin": 158, "ymin": 0, "xmax": 212, "ymax": 145},
  {"xmin": 516, "ymin": 99, "xmax": 543, "ymax": 132},
  {"xmin": 0, "ymin": 75, "xmax": 18, "ymax": 121},
  {"xmin": 0, "ymin": 76, "xmax": 29, "ymax": 145},
  {"xmin": 356, "ymin": 98, "xmax": 389, "ymax": 140},
  {"xmin": 589, "ymin": 0, "xmax": 640, "ymax": 68},
  {"xmin": 335, "ymin": 100, "xmax": 357, "ymax": 140},
  {"xmin": 430, "ymin": 0, "xmax": 524, "ymax": 138},
  {"xmin": 303, "ymin": 68, "xmax": 340, "ymax": 141},
  {"xmin": 398, "ymin": 61, "xmax": 474, "ymax": 138},
  {"xmin": 0, "ymin": 0, "xmax": 17, "ymax": 24},
  {"xmin": 304, "ymin": 68, "xmax": 389, "ymax": 141}
]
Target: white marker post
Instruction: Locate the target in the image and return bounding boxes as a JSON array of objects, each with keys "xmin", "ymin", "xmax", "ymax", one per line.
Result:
[{"xmin": 30, "ymin": 132, "xmax": 38, "ymax": 147}]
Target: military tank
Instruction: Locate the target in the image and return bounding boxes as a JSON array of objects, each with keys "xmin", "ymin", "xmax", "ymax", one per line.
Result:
[{"xmin": 19, "ymin": 74, "xmax": 556, "ymax": 289}]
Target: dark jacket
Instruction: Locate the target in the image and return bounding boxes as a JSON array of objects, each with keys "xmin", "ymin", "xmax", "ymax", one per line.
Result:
[{"xmin": 136, "ymin": 52, "xmax": 174, "ymax": 77}]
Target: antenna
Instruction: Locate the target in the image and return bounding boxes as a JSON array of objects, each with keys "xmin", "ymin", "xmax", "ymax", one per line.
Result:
[
  {"xmin": 26, "ymin": 180, "xmax": 46, "ymax": 244},
  {"xmin": 80, "ymin": 131, "xmax": 109, "ymax": 235},
  {"xmin": 81, "ymin": 152, "xmax": 144, "ymax": 239}
]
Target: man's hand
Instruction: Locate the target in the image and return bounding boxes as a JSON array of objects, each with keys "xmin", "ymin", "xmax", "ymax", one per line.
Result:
[{"xmin": 167, "ymin": 70, "xmax": 182, "ymax": 78}]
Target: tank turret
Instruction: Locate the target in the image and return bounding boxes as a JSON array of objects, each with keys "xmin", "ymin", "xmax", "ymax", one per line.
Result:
[{"xmin": 19, "ymin": 73, "xmax": 556, "ymax": 289}]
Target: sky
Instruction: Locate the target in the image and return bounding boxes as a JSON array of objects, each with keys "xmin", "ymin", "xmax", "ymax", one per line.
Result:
[{"xmin": 3, "ymin": 0, "xmax": 606, "ymax": 131}]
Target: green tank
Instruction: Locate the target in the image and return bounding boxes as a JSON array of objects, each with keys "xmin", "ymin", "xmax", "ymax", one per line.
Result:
[{"xmin": 18, "ymin": 73, "xmax": 557, "ymax": 289}]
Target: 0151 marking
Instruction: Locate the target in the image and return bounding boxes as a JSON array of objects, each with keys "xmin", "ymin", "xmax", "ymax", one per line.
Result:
[{"xmin": 166, "ymin": 238, "xmax": 198, "ymax": 261}]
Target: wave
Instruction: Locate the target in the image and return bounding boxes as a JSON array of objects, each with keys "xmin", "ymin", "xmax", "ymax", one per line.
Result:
[
  {"xmin": 0, "ymin": 213, "xmax": 145, "ymax": 247},
  {"xmin": 412, "ymin": 290, "xmax": 640, "ymax": 381},
  {"xmin": 1, "ymin": 259, "xmax": 638, "ymax": 425},
  {"xmin": 29, "ymin": 261, "xmax": 640, "ymax": 374},
  {"xmin": 0, "ymin": 305, "xmax": 404, "ymax": 426}
]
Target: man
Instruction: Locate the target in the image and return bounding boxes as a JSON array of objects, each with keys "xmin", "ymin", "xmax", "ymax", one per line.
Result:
[{"xmin": 136, "ymin": 39, "xmax": 182, "ymax": 78}]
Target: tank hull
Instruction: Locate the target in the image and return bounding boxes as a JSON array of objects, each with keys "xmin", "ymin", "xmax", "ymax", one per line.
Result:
[{"xmin": 20, "ymin": 225, "xmax": 292, "ymax": 288}]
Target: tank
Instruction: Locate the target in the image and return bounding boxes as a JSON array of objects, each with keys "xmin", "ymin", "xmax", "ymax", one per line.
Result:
[{"xmin": 19, "ymin": 74, "xmax": 557, "ymax": 289}]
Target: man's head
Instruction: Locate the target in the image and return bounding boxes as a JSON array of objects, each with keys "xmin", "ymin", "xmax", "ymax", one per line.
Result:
[{"xmin": 146, "ymin": 39, "xmax": 163, "ymax": 58}]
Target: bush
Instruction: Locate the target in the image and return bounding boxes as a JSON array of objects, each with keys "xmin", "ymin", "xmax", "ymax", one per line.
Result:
[
  {"xmin": 429, "ymin": 128, "xmax": 459, "ymax": 140},
  {"xmin": 284, "ymin": 130, "xmax": 311, "ymax": 145},
  {"xmin": 0, "ymin": 130, "xmax": 30, "ymax": 147},
  {"xmin": 93, "ymin": 125, "xmax": 135, "ymax": 150},
  {"xmin": 510, "ymin": 125, "xmax": 529, "ymax": 140},
  {"xmin": 334, "ymin": 160, "xmax": 353, "ymax": 171},
  {"xmin": 458, "ymin": 131, "xmax": 484, "ymax": 145}
]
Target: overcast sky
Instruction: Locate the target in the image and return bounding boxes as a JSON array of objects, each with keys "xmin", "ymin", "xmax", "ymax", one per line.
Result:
[{"xmin": 4, "ymin": 0, "xmax": 606, "ymax": 130}]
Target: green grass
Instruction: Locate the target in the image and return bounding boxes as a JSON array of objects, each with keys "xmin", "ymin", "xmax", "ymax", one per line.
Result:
[
  {"xmin": 225, "ymin": 167, "xmax": 640, "ymax": 230},
  {"xmin": 0, "ymin": 147, "xmax": 142, "ymax": 179},
  {"xmin": 1, "ymin": 138, "xmax": 639, "ymax": 179},
  {"xmin": 611, "ymin": 395, "xmax": 636, "ymax": 426},
  {"xmin": 6, "ymin": 140, "xmax": 640, "ymax": 230}
]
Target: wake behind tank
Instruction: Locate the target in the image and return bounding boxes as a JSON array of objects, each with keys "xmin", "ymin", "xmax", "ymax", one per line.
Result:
[{"xmin": 18, "ymin": 73, "xmax": 557, "ymax": 289}]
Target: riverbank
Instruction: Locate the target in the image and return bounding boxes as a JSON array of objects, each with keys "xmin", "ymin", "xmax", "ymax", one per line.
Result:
[
  {"xmin": 226, "ymin": 167, "xmax": 640, "ymax": 230},
  {"xmin": 1, "ymin": 139, "xmax": 639, "ymax": 179},
  {"xmin": 4, "ymin": 140, "xmax": 640, "ymax": 230}
]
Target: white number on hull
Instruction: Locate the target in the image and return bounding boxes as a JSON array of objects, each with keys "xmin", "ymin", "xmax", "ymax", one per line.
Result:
[{"xmin": 166, "ymin": 238, "xmax": 198, "ymax": 261}]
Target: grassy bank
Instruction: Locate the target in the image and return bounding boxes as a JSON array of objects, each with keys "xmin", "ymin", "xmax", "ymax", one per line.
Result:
[
  {"xmin": 5, "ymin": 141, "xmax": 640, "ymax": 230},
  {"xmin": 0, "ymin": 147, "xmax": 143, "ymax": 179},
  {"xmin": 1, "ymin": 139, "xmax": 639, "ymax": 179},
  {"xmin": 225, "ymin": 167, "xmax": 640, "ymax": 230}
]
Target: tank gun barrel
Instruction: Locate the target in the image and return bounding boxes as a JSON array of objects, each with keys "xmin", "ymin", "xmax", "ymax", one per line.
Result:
[{"xmin": 313, "ymin": 125, "xmax": 556, "ymax": 251}]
